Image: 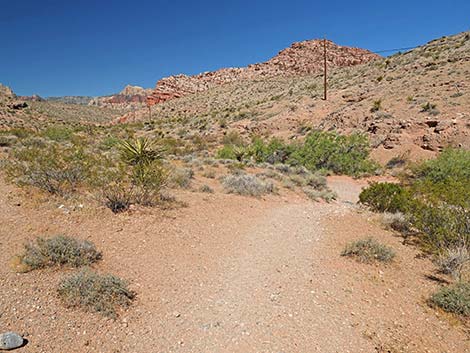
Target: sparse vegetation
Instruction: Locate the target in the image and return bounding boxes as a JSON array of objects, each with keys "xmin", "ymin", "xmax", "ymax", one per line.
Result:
[
  {"xmin": 19, "ymin": 236, "xmax": 101, "ymax": 271},
  {"xmin": 370, "ymin": 99, "xmax": 382, "ymax": 112},
  {"xmin": 222, "ymin": 173, "xmax": 274, "ymax": 196},
  {"xmin": 6, "ymin": 143, "xmax": 97, "ymax": 196},
  {"xmin": 429, "ymin": 282, "xmax": 470, "ymax": 316},
  {"xmin": 170, "ymin": 167, "xmax": 194, "ymax": 188},
  {"xmin": 58, "ymin": 269, "xmax": 135, "ymax": 318},
  {"xmin": 342, "ymin": 238, "xmax": 395, "ymax": 263},
  {"xmin": 199, "ymin": 184, "xmax": 214, "ymax": 193},
  {"xmin": 436, "ymin": 245, "xmax": 470, "ymax": 280}
]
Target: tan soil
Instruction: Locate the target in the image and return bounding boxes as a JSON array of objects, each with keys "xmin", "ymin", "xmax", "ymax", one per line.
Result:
[{"xmin": 1, "ymin": 176, "xmax": 469, "ymax": 353}]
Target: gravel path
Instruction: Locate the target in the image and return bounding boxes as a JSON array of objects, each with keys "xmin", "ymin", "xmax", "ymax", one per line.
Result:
[{"xmin": 1, "ymin": 178, "xmax": 469, "ymax": 352}]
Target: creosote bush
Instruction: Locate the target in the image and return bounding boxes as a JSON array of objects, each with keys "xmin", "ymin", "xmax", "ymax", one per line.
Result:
[
  {"xmin": 359, "ymin": 182, "xmax": 410, "ymax": 213},
  {"xmin": 429, "ymin": 282, "xmax": 470, "ymax": 316},
  {"xmin": 6, "ymin": 143, "xmax": 97, "ymax": 196},
  {"xmin": 215, "ymin": 131, "xmax": 378, "ymax": 176},
  {"xmin": 222, "ymin": 174, "xmax": 274, "ymax": 196},
  {"xmin": 19, "ymin": 236, "xmax": 101, "ymax": 271},
  {"xmin": 342, "ymin": 238, "xmax": 395, "ymax": 263},
  {"xmin": 58, "ymin": 269, "xmax": 135, "ymax": 318}
]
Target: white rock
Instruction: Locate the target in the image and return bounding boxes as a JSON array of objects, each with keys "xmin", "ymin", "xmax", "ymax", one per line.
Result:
[{"xmin": 0, "ymin": 332, "xmax": 24, "ymax": 350}]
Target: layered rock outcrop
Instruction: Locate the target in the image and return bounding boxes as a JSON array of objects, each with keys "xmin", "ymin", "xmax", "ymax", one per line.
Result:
[{"xmin": 148, "ymin": 40, "xmax": 379, "ymax": 105}]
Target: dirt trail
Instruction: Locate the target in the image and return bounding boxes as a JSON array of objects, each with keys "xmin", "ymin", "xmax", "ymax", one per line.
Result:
[{"xmin": 0, "ymin": 178, "xmax": 469, "ymax": 352}]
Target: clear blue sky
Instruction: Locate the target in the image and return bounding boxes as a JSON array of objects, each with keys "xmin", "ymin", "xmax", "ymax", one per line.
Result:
[{"xmin": 1, "ymin": 0, "xmax": 469, "ymax": 97}]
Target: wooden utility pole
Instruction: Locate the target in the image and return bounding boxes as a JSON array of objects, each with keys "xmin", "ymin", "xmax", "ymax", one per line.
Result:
[
  {"xmin": 323, "ymin": 37, "xmax": 327, "ymax": 100},
  {"xmin": 147, "ymin": 102, "xmax": 152, "ymax": 122}
]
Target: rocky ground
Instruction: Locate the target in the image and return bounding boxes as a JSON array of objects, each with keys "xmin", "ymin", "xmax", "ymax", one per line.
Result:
[{"xmin": 1, "ymin": 175, "xmax": 468, "ymax": 353}]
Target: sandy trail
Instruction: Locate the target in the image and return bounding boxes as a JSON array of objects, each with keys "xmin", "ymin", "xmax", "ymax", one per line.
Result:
[{"xmin": 0, "ymin": 178, "xmax": 469, "ymax": 352}]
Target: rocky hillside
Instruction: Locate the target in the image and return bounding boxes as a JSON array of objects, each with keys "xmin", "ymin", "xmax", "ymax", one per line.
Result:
[
  {"xmin": 118, "ymin": 31, "xmax": 469, "ymax": 163},
  {"xmin": 147, "ymin": 39, "xmax": 379, "ymax": 104}
]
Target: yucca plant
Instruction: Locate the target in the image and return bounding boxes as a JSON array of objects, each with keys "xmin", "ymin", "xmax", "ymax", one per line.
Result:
[{"xmin": 118, "ymin": 137, "xmax": 162, "ymax": 166}]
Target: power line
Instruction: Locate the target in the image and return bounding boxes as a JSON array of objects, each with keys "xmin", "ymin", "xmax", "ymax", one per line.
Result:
[{"xmin": 371, "ymin": 46, "xmax": 419, "ymax": 54}]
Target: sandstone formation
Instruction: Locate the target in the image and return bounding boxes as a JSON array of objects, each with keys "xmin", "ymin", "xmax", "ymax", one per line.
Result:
[{"xmin": 147, "ymin": 40, "xmax": 379, "ymax": 105}]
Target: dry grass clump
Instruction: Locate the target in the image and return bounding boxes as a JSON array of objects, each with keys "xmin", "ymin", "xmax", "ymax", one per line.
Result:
[
  {"xmin": 380, "ymin": 212, "xmax": 409, "ymax": 232},
  {"xmin": 342, "ymin": 238, "xmax": 395, "ymax": 263},
  {"xmin": 199, "ymin": 184, "xmax": 214, "ymax": 193},
  {"xmin": 58, "ymin": 269, "xmax": 135, "ymax": 318},
  {"xmin": 222, "ymin": 174, "xmax": 274, "ymax": 196},
  {"xmin": 170, "ymin": 167, "xmax": 194, "ymax": 188},
  {"xmin": 19, "ymin": 236, "xmax": 101, "ymax": 271},
  {"xmin": 303, "ymin": 187, "xmax": 337, "ymax": 202},
  {"xmin": 436, "ymin": 245, "xmax": 470, "ymax": 280}
]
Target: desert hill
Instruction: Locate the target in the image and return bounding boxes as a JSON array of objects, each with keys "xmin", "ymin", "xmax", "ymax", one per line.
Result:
[
  {"xmin": 118, "ymin": 31, "xmax": 469, "ymax": 162},
  {"xmin": 147, "ymin": 39, "xmax": 379, "ymax": 105}
]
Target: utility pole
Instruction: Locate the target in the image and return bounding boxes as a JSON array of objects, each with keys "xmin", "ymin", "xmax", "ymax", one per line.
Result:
[
  {"xmin": 147, "ymin": 102, "xmax": 152, "ymax": 122},
  {"xmin": 323, "ymin": 37, "xmax": 327, "ymax": 100}
]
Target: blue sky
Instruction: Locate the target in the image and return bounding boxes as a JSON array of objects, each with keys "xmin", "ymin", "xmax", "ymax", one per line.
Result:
[{"xmin": 1, "ymin": 0, "xmax": 469, "ymax": 97}]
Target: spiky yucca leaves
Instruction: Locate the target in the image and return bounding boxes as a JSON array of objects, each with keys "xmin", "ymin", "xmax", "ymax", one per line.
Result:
[{"xmin": 118, "ymin": 137, "xmax": 162, "ymax": 166}]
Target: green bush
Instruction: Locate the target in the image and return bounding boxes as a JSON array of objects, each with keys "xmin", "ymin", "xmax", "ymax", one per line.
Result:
[
  {"xmin": 359, "ymin": 182, "xmax": 410, "ymax": 213},
  {"xmin": 410, "ymin": 203, "xmax": 469, "ymax": 252},
  {"xmin": 41, "ymin": 125, "xmax": 74, "ymax": 142},
  {"xmin": 6, "ymin": 143, "xmax": 96, "ymax": 196},
  {"xmin": 429, "ymin": 282, "xmax": 470, "ymax": 316},
  {"xmin": 215, "ymin": 132, "xmax": 377, "ymax": 176},
  {"xmin": 288, "ymin": 131, "xmax": 377, "ymax": 176},
  {"xmin": 58, "ymin": 269, "xmax": 135, "ymax": 318},
  {"xmin": 246, "ymin": 137, "xmax": 292, "ymax": 164},
  {"xmin": 19, "ymin": 236, "xmax": 101, "ymax": 271},
  {"xmin": 360, "ymin": 149, "xmax": 470, "ymax": 256},
  {"xmin": 342, "ymin": 238, "xmax": 395, "ymax": 263},
  {"xmin": 410, "ymin": 149, "xmax": 470, "ymax": 208}
]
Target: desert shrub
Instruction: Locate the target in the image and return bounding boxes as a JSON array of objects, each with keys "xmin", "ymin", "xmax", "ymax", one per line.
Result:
[
  {"xmin": 202, "ymin": 169, "xmax": 216, "ymax": 179},
  {"xmin": 215, "ymin": 132, "xmax": 377, "ymax": 176},
  {"xmin": 118, "ymin": 137, "xmax": 162, "ymax": 166},
  {"xmin": 386, "ymin": 154, "xmax": 408, "ymax": 169},
  {"xmin": 58, "ymin": 269, "xmax": 135, "ymax": 318},
  {"xmin": 421, "ymin": 102, "xmax": 438, "ymax": 114},
  {"xmin": 380, "ymin": 212, "xmax": 409, "ymax": 232},
  {"xmin": 41, "ymin": 125, "xmax": 74, "ymax": 142},
  {"xmin": 305, "ymin": 173, "xmax": 328, "ymax": 189},
  {"xmin": 436, "ymin": 245, "xmax": 470, "ymax": 280},
  {"xmin": 429, "ymin": 282, "xmax": 470, "ymax": 316},
  {"xmin": 222, "ymin": 174, "xmax": 274, "ymax": 196},
  {"xmin": 410, "ymin": 204, "xmax": 469, "ymax": 251},
  {"xmin": 102, "ymin": 183, "xmax": 133, "ymax": 213},
  {"xmin": 19, "ymin": 236, "xmax": 101, "ymax": 271},
  {"xmin": 342, "ymin": 238, "xmax": 395, "ymax": 263},
  {"xmin": 222, "ymin": 130, "xmax": 244, "ymax": 146},
  {"xmin": 131, "ymin": 161, "xmax": 168, "ymax": 190},
  {"xmin": 199, "ymin": 184, "xmax": 214, "ymax": 193},
  {"xmin": 359, "ymin": 182, "xmax": 410, "ymax": 213},
  {"xmin": 288, "ymin": 131, "xmax": 378, "ymax": 176},
  {"xmin": 6, "ymin": 144, "xmax": 96, "ymax": 196},
  {"xmin": 0, "ymin": 135, "xmax": 18, "ymax": 147},
  {"xmin": 170, "ymin": 167, "xmax": 194, "ymax": 188},
  {"xmin": 409, "ymin": 149, "xmax": 470, "ymax": 208},
  {"xmin": 303, "ymin": 187, "xmax": 337, "ymax": 202},
  {"xmin": 246, "ymin": 137, "xmax": 292, "ymax": 164},
  {"xmin": 370, "ymin": 99, "xmax": 382, "ymax": 112}
]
